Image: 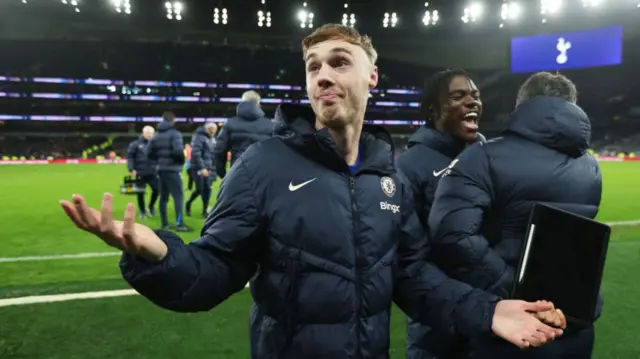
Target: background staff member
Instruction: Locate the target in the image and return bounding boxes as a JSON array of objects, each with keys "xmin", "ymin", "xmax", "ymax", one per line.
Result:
[
  {"xmin": 126, "ymin": 125, "xmax": 158, "ymax": 219},
  {"xmin": 148, "ymin": 111, "xmax": 192, "ymax": 232},
  {"xmin": 186, "ymin": 122, "xmax": 217, "ymax": 218},
  {"xmin": 214, "ymin": 90, "xmax": 273, "ymax": 178}
]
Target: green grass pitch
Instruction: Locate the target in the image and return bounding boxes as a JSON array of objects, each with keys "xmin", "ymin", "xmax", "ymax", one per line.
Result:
[{"xmin": 0, "ymin": 162, "xmax": 639, "ymax": 358}]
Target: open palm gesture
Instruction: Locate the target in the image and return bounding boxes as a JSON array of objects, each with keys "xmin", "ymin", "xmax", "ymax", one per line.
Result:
[{"xmin": 60, "ymin": 193, "xmax": 168, "ymax": 262}]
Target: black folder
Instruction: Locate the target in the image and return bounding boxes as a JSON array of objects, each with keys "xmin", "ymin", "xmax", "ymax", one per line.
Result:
[{"xmin": 511, "ymin": 203, "xmax": 611, "ymax": 327}]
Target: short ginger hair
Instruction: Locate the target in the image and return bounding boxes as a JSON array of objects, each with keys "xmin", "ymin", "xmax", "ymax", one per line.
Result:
[{"xmin": 301, "ymin": 24, "xmax": 378, "ymax": 65}]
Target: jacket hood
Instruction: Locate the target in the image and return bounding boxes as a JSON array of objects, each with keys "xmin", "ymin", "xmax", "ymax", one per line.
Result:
[
  {"xmin": 236, "ymin": 101, "xmax": 265, "ymax": 120},
  {"xmin": 506, "ymin": 96, "xmax": 590, "ymax": 158},
  {"xmin": 195, "ymin": 126, "xmax": 211, "ymax": 138},
  {"xmin": 273, "ymin": 104, "xmax": 395, "ymax": 174},
  {"xmin": 156, "ymin": 121, "xmax": 176, "ymax": 132},
  {"xmin": 408, "ymin": 126, "xmax": 486, "ymax": 159}
]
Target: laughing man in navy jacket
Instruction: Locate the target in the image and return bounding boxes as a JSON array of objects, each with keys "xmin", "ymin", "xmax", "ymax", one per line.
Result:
[
  {"xmin": 60, "ymin": 25, "xmax": 564, "ymax": 359},
  {"xmin": 397, "ymin": 69, "xmax": 487, "ymax": 359},
  {"xmin": 429, "ymin": 72, "xmax": 601, "ymax": 358}
]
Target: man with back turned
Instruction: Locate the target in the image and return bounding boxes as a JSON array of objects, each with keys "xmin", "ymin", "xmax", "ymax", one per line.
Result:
[
  {"xmin": 186, "ymin": 122, "xmax": 217, "ymax": 218},
  {"xmin": 148, "ymin": 111, "xmax": 193, "ymax": 232},
  {"xmin": 214, "ymin": 90, "xmax": 273, "ymax": 178}
]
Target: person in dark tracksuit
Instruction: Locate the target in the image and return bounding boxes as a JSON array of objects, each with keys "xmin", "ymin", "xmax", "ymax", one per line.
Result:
[
  {"xmin": 126, "ymin": 125, "xmax": 159, "ymax": 219},
  {"xmin": 397, "ymin": 69, "xmax": 487, "ymax": 359},
  {"xmin": 214, "ymin": 90, "xmax": 273, "ymax": 178},
  {"xmin": 186, "ymin": 123, "xmax": 217, "ymax": 218},
  {"xmin": 60, "ymin": 25, "xmax": 565, "ymax": 359},
  {"xmin": 429, "ymin": 72, "xmax": 601, "ymax": 358},
  {"xmin": 148, "ymin": 111, "xmax": 193, "ymax": 232}
]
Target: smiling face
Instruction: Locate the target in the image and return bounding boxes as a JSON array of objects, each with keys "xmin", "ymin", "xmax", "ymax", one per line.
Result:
[
  {"xmin": 142, "ymin": 126, "xmax": 155, "ymax": 140},
  {"xmin": 305, "ymin": 39, "xmax": 378, "ymax": 129},
  {"xmin": 434, "ymin": 75, "xmax": 483, "ymax": 142}
]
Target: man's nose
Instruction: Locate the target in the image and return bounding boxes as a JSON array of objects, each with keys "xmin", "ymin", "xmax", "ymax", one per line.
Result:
[
  {"xmin": 316, "ymin": 64, "xmax": 335, "ymax": 88},
  {"xmin": 465, "ymin": 97, "xmax": 481, "ymax": 109}
]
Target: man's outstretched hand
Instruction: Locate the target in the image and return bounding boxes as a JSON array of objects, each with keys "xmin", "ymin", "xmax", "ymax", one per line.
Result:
[
  {"xmin": 492, "ymin": 300, "xmax": 564, "ymax": 349},
  {"xmin": 60, "ymin": 193, "xmax": 168, "ymax": 263}
]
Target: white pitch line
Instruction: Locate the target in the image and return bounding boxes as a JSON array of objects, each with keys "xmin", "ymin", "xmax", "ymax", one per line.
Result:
[
  {"xmin": 0, "ymin": 284, "xmax": 251, "ymax": 308},
  {"xmin": 0, "ymin": 219, "xmax": 639, "ymax": 263},
  {"xmin": 2, "ymin": 220, "xmax": 640, "ymax": 308},
  {"xmin": 0, "ymin": 289, "xmax": 138, "ymax": 307},
  {"xmin": 0, "ymin": 252, "xmax": 120, "ymax": 263},
  {"xmin": 604, "ymin": 219, "xmax": 640, "ymax": 226},
  {"xmin": 1, "ymin": 219, "xmax": 639, "ymax": 307}
]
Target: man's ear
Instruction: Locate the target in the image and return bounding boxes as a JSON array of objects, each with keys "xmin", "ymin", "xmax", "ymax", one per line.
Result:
[{"xmin": 369, "ymin": 66, "xmax": 378, "ymax": 90}]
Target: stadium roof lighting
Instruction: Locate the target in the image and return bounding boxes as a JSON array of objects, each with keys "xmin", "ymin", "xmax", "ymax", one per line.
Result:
[
  {"xmin": 258, "ymin": 10, "xmax": 271, "ymax": 27},
  {"xmin": 166, "ymin": 1, "xmax": 183, "ymax": 21},
  {"xmin": 298, "ymin": 6, "xmax": 314, "ymax": 29},
  {"xmin": 501, "ymin": 2, "xmax": 521, "ymax": 21},
  {"xmin": 60, "ymin": 0, "xmax": 80, "ymax": 12},
  {"xmin": 422, "ymin": 10, "xmax": 439, "ymax": 26},
  {"xmin": 422, "ymin": 3, "xmax": 438, "ymax": 26},
  {"xmin": 582, "ymin": 0, "xmax": 602, "ymax": 7},
  {"xmin": 541, "ymin": 0, "xmax": 562, "ymax": 15},
  {"xmin": 462, "ymin": 2, "xmax": 483, "ymax": 23},
  {"xmin": 214, "ymin": 7, "xmax": 228, "ymax": 25},
  {"xmin": 342, "ymin": 13, "xmax": 356, "ymax": 27},
  {"xmin": 383, "ymin": 12, "xmax": 398, "ymax": 28},
  {"xmin": 112, "ymin": 0, "xmax": 132, "ymax": 15}
]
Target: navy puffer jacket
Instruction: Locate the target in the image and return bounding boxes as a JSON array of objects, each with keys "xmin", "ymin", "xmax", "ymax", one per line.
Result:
[
  {"xmin": 190, "ymin": 126, "xmax": 215, "ymax": 172},
  {"xmin": 148, "ymin": 121, "xmax": 185, "ymax": 173},
  {"xmin": 126, "ymin": 137, "xmax": 156, "ymax": 176},
  {"xmin": 214, "ymin": 101, "xmax": 273, "ymax": 177},
  {"xmin": 120, "ymin": 104, "xmax": 500, "ymax": 359},
  {"xmin": 397, "ymin": 127, "xmax": 485, "ymax": 359}
]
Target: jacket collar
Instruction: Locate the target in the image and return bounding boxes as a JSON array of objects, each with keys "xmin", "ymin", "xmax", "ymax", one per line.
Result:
[{"xmin": 273, "ymin": 104, "xmax": 395, "ymax": 175}]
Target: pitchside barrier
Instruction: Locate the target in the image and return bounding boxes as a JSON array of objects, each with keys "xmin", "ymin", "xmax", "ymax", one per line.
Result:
[{"xmin": 0, "ymin": 156, "xmax": 638, "ymax": 165}]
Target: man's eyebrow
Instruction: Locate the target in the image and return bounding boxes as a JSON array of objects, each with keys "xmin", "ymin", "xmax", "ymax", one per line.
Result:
[
  {"xmin": 305, "ymin": 47, "xmax": 354, "ymax": 62},
  {"xmin": 449, "ymin": 88, "xmax": 480, "ymax": 95}
]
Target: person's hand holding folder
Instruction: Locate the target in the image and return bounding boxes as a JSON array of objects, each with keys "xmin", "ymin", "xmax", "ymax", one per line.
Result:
[
  {"xmin": 532, "ymin": 300, "xmax": 567, "ymax": 329},
  {"xmin": 513, "ymin": 203, "xmax": 610, "ymax": 329},
  {"xmin": 492, "ymin": 300, "xmax": 565, "ymax": 348}
]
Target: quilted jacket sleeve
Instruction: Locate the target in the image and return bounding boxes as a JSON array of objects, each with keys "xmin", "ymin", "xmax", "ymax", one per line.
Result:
[
  {"xmin": 393, "ymin": 173, "xmax": 500, "ymax": 339},
  {"xmin": 428, "ymin": 143, "xmax": 514, "ymax": 298},
  {"xmin": 120, "ymin": 156, "xmax": 266, "ymax": 312}
]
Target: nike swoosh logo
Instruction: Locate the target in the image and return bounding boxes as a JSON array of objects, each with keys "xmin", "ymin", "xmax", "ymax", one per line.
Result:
[
  {"xmin": 289, "ymin": 178, "xmax": 317, "ymax": 191},
  {"xmin": 433, "ymin": 159, "xmax": 459, "ymax": 177},
  {"xmin": 433, "ymin": 168, "xmax": 448, "ymax": 177}
]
